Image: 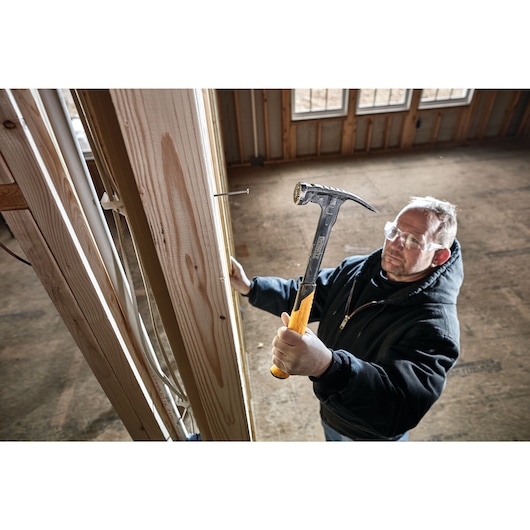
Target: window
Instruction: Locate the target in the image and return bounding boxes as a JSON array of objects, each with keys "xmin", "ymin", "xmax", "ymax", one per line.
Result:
[
  {"xmin": 292, "ymin": 89, "xmax": 349, "ymax": 121},
  {"xmin": 418, "ymin": 89, "xmax": 474, "ymax": 109},
  {"xmin": 356, "ymin": 89, "xmax": 412, "ymax": 115}
]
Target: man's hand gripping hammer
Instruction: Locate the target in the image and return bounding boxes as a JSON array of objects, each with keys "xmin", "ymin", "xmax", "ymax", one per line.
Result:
[{"xmin": 270, "ymin": 181, "xmax": 378, "ymax": 379}]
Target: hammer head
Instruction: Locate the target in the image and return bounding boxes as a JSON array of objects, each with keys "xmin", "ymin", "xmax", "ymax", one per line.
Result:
[{"xmin": 294, "ymin": 181, "xmax": 378, "ymax": 213}]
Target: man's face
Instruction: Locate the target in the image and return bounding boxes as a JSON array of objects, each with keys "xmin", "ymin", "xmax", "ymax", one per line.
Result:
[{"xmin": 381, "ymin": 207, "xmax": 443, "ymax": 282}]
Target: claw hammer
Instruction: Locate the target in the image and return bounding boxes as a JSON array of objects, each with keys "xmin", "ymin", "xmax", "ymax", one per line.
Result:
[{"xmin": 271, "ymin": 181, "xmax": 378, "ymax": 379}]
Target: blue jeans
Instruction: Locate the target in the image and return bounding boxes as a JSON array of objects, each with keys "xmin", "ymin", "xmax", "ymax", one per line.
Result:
[{"xmin": 322, "ymin": 421, "xmax": 409, "ymax": 442}]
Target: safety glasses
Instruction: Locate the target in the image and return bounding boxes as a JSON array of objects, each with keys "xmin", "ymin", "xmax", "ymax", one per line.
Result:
[{"xmin": 384, "ymin": 221, "xmax": 444, "ymax": 251}]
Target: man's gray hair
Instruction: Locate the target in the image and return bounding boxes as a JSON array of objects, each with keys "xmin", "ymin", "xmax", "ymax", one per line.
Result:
[{"xmin": 407, "ymin": 196, "xmax": 458, "ymax": 248}]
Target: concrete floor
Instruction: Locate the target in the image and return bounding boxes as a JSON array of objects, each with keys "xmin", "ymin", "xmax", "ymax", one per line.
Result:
[{"xmin": 1, "ymin": 140, "xmax": 529, "ymax": 441}]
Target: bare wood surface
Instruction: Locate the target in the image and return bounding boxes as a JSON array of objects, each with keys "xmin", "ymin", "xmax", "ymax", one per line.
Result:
[
  {"xmin": 0, "ymin": 90, "xmax": 173, "ymax": 440},
  {"xmin": 400, "ymin": 90, "xmax": 422, "ymax": 149},
  {"xmin": 341, "ymin": 89, "xmax": 357, "ymax": 154},
  {"xmin": 281, "ymin": 90, "xmax": 292, "ymax": 160},
  {"xmin": 432, "ymin": 111, "xmax": 443, "ymax": 144},
  {"xmin": 476, "ymin": 90, "xmax": 497, "ymax": 139},
  {"xmin": 0, "ymin": 182, "xmax": 27, "ymax": 211},
  {"xmin": 108, "ymin": 89, "xmax": 251, "ymax": 440},
  {"xmin": 233, "ymin": 91, "xmax": 244, "ymax": 165},
  {"xmin": 262, "ymin": 89, "xmax": 270, "ymax": 161},
  {"xmin": 75, "ymin": 88, "xmax": 209, "ymax": 439},
  {"xmin": 499, "ymin": 90, "xmax": 522, "ymax": 136}
]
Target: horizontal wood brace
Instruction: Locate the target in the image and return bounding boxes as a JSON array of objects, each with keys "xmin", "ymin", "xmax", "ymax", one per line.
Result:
[{"xmin": 0, "ymin": 182, "xmax": 28, "ymax": 211}]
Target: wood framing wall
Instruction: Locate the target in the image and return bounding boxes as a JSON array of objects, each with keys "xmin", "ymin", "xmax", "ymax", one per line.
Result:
[
  {"xmin": 217, "ymin": 89, "xmax": 530, "ymax": 167},
  {"xmin": 0, "ymin": 89, "xmax": 252, "ymax": 441}
]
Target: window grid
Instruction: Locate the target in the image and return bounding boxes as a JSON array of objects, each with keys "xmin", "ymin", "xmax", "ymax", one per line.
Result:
[
  {"xmin": 292, "ymin": 89, "xmax": 349, "ymax": 121},
  {"xmin": 356, "ymin": 89, "xmax": 412, "ymax": 115},
  {"xmin": 419, "ymin": 89, "xmax": 474, "ymax": 109}
]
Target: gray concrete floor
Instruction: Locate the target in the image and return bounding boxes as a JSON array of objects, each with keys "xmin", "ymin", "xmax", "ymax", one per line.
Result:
[{"xmin": 1, "ymin": 140, "xmax": 529, "ymax": 441}]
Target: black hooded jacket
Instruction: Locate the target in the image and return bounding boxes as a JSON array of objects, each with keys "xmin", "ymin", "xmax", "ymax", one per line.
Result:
[{"xmin": 247, "ymin": 240, "xmax": 464, "ymax": 440}]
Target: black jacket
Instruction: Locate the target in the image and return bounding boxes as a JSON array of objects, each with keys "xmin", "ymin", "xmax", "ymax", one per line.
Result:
[{"xmin": 247, "ymin": 240, "xmax": 463, "ymax": 440}]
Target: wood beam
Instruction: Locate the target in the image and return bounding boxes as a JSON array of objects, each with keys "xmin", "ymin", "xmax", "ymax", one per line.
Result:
[
  {"xmin": 400, "ymin": 89, "xmax": 422, "ymax": 149},
  {"xmin": 262, "ymin": 89, "xmax": 270, "ymax": 161},
  {"xmin": 281, "ymin": 90, "xmax": 292, "ymax": 160},
  {"xmin": 341, "ymin": 89, "xmax": 357, "ymax": 155},
  {"xmin": 0, "ymin": 182, "xmax": 27, "ymax": 211},
  {"xmin": 476, "ymin": 90, "xmax": 497, "ymax": 139},
  {"xmin": 86, "ymin": 89, "xmax": 251, "ymax": 440},
  {"xmin": 0, "ymin": 89, "xmax": 174, "ymax": 440}
]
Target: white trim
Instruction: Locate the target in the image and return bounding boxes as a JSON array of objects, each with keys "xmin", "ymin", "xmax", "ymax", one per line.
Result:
[
  {"xmin": 356, "ymin": 89, "xmax": 412, "ymax": 115},
  {"xmin": 418, "ymin": 89, "xmax": 475, "ymax": 109},
  {"xmin": 291, "ymin": 89, "xmax": 349, "ymax": 121}
]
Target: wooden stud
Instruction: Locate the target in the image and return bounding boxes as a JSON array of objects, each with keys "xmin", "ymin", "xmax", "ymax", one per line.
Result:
[
  {"xmin": 365, "ymin": 118, "xmax": 373, "ymax": 153},
  {"xmin": 516, "ymin": 97, "xmax": 530, "ymax": 137},
  {"xmin": 0, "ymin": 182, "xmax": 27, "ymax": 211},
  {"xmin": 499, "ymin": 90, "xmax": 522, "ymax": 136},
  {"xmin": 316, "ymin": 121, "xmax": 322, "ymax": 156},
  {"xmin": 107, "ymin": 89, "xmax": 251, "ymax": 441},
  {"xmin": 262, "ymin": 89, "xmax": 270, "ymax": 161},
  {"xmin": 476, "ymin": 90, "xmax": 497, "ymax": 139},
  {"xmin": 233, "ymin": 90, "xmax": 244, "ymax": 165},
  {"xmin": 0, "ymin": 89, "xmax": 175, "ymax": 440},
  {"xmin": 400, "ymin": 90, "xmax": 422, "ymax": 149},
  {"xmin": 431, "ymin": 111, "xmax": 442, "ymax": 144},
  {"xmin": 341, "ymin": 89, "xmax": 357, "ymax": 155},
  {"xmin": 281, "ymin": 90, "xmax": 293, "ymax": 160},
  {"xmin": 383, "ymin": 115, "xmax": 392, "ymax": 150}
]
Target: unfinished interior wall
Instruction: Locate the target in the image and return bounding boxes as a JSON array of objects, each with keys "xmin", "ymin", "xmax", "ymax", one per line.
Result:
[{"xmin": 218, "ymin": 89, "xmax": 530, "ymax": 167}]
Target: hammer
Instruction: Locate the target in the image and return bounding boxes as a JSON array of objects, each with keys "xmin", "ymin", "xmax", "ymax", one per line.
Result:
[{"xmin": 271, "ymin": 181, "xmax": 378, "ymax": 379}]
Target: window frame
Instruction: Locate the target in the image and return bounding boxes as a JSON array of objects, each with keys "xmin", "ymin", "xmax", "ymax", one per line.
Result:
[
  {"xmin": 356, "ymin": 89, "xmax": 413, "ymax": 115},
  {"xmin": 291, "ymin": 89, "xmax": 350, "ymax": 121},
  {"xmin": 418, "ymin": 89, "xmax": 475, "ymax": 110}
]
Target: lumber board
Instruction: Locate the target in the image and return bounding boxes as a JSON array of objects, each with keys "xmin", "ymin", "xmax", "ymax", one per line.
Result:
[
  {"xmin": 281, "ymin": 90, "xmax": 292, "ymax": 160},
  {"xmin": 499, "ymin": 90, "xmax": 522, "ymax": 136},
  {"xmin": 107, "ymin": 89, "xmax": 251, "ymax": 440},
  {"xmin": 262, "ymin": 89, "xmax": 270, "ymax": 161},
  {"xmin": 0, "ymin": 182, "xmax": 27, "ymax": 211},
  {"xmin": 74, "ymin": 89, "xmax": 210, "ymax": 440},
  {"xmin": 233, "ymin": 90, "xmax": 244, "ymax": 164},
  {"xmin": 476, "ymin": 90, "xmax": 497, "ymax": 139},
  {"xmin": 341, "ymin": 89, "xmax": 357, "ymax": 154},
  {"xmin": 1, "ymin": 208, "xmax": 160, "ymax": 440},
  {"xmin": 400, "ymin": 90, "xmax": 422, "ymax": 149},
  {"xmin": 0, "ymin": 89, "xmax": 176, "ymax": 440}
]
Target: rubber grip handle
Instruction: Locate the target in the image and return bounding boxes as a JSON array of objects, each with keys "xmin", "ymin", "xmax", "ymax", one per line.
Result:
[{"xmin": 270, "ymin": 291, "xmax": 315, "ymax": 379}]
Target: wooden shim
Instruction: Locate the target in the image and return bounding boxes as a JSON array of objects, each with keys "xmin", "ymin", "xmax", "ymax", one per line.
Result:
[
  {"xmin": 108, "ymin": 89, "xmax": 251, "ymax": 441},
  {"xmin": 0, "ymin": 90, "xmax": 173, "ymax": 440},
  {"xmin": 0, "ymin": 182, "xmax": 27, "ymax": 211}
]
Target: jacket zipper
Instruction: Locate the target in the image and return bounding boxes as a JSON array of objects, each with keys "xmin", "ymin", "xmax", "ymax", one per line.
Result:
[{"xmin": 339, "ymin": 300, "xmax": 382, "ymax": 330}]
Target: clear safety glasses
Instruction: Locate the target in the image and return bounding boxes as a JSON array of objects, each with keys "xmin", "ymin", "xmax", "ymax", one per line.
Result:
[{"xmin": 384, "ymin": 221, "xmax": 444, "ymax": 252}]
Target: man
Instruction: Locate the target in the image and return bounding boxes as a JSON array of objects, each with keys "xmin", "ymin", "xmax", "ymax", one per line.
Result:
[{"xmin": 230, "ymin": 196, "xmax": 463, "ymax": 441}]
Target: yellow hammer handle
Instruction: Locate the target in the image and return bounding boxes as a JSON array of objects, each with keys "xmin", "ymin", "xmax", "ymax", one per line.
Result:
[{"xmin": 270, "ymin": 291, "xmax": 315, "ymax": 379}]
